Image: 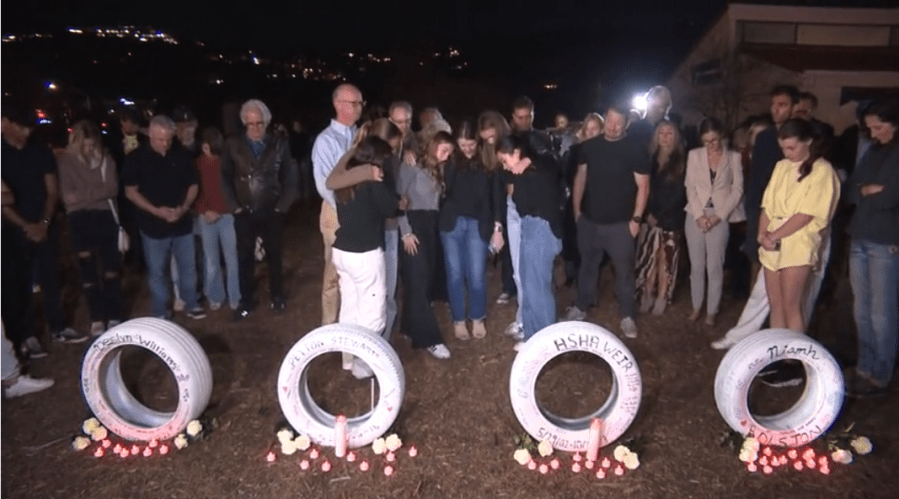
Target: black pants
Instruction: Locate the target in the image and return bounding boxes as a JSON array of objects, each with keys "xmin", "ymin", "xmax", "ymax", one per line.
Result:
[
  {"xmin": 575, "ymin": 218, "xmax": 636, "ymax": 319},
  {"xmin": 234, "ymin": 210, "xmax": 285, "ymax": 308},
  {"xmin": 2, "ymin": 224, "xmax": 32, "ymax": 346},
  {"xmin": 400, "ymin": 211, "xmax": 444, "ymax": 348},
  {"xmin": 68, "ymin": 210, "xmax": 124, "ymax": 322}
]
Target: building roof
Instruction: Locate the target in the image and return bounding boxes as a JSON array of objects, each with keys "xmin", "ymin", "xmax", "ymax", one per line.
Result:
[{"xmin": 741, "ymin": 43, "xmax": 899, "ymax": 73}]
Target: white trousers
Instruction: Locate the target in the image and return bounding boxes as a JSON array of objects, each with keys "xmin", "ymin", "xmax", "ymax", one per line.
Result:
[{"xmin": 333, "ymin": 247, "xmax": 387, "ymax": 335}]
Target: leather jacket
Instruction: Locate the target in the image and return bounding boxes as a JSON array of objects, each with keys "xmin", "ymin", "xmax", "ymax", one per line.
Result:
[{"xmin": 220, "ymin": 132, "xmax": 298, "ymax": 214}]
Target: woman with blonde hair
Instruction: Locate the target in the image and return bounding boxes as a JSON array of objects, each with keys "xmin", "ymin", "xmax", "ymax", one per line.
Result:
[{"xmin": 56, "ymin": 119, "xmax": 124, "ymax": 336}]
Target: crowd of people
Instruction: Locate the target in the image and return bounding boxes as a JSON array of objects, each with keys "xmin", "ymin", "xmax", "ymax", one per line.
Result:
[{"xmin": 2, "ymin": 82, "xmax": 896, "ymax": 400}]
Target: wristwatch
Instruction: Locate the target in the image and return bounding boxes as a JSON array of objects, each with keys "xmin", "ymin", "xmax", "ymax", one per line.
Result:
[{"xmin": 631, "ymin": 215, "xmax": 643, "ymax": 224}]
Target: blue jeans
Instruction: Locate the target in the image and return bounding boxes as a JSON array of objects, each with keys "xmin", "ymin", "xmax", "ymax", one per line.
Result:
[
  {"xmin": 141, "ymin": 231, "xmax": 200, "ymax": 318},
  {"xmin": 508, "ymin": 195, "xmax": 523, "ymax": 325},
  {"xmin": 383, "ymin": 227, "xmax": 399, "ymax": 339},
  {"xmin": 441, "ymin": 217, "xmax": 488, "ymax": 322},
  {"xmin": 520, "ymin": 216, "xmax": 562, "ymax": 340},
  {"xmin": 199, "ymin": 214, "xmax": 241, "ymax": 308},
  {"xmin": 850, "ymin": 239, "xmax": 899, "ymax": 386}
]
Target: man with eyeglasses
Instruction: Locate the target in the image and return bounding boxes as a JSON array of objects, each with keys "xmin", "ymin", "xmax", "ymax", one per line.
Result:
[
  {"xmin": 221, "ymin": 99, "xmax": 298, "ymax": 320},
  {"xmin": 313, "ymin": 83, "xmax": 364, "ymax": 326}
]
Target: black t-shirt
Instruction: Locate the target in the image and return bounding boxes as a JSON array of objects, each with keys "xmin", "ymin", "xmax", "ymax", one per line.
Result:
[
  {"xmin": 334, "ymin": 181, "xmax": 398, "ymax": 253},
  {"xmin": 121, "ymin": 143, "xmax": 198, "ymax": 238},
  {"xmin": 648, "ymin": 159, "xmax": 687, "ymax": 231},
  {"xmin": 578, "ymin": 134, "xmax": 650, "ymax": 224},
  {"xmin": 1, "ymin": 140, "xmax": 57, "ymax": 222}
]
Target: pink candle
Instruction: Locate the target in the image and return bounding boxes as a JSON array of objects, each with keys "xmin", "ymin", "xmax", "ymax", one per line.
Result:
[
  {"xmin": 586, "ymin": 418, "xmax": 602, "ymax": 462},
  {"xmin": 334, "ymin": 415, "xmax": 347, "ymax": 458}
]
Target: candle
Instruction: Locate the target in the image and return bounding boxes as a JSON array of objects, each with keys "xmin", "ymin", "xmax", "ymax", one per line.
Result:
[
  {"xmin": 408, "ymin": 446, "xmax": 418, "ymax": 457},
  {"xmin": 309, "ymin": 448, "xmax": 320, "ymax": 459},
  {"xmin": 300, "ymin": 460, "xmax": 310, "ymax": 470},
  {"xmin": 386, "ymin": 452, "xmax": 396, "ymax": 462},
  {"xmin": 101, "ymin": 439, "xmax": 111, "ymax": 449},
  {"xmin": 93, "ymin": 447, "xmax": 105, "ymax": 458},
  {"xmin": 572, "ymin": 463, "xmax": 582, "ymax": 473},
  {"xmin": 159, "ymin": 444, "xmax": 169, "ymax": 455},
  {"xmin": 265, "ymin": 451, "xmax": 276, "ymax": 462},
  {"xmin": 596, "ymin": 469, "xmax": 606, "ymax": 479},
  {"xmin": 384, "ymin": 465, "xmax": 394, "ymax": 476},
  {"xmin": 586, "ymin": 418, "xmax": 602, "ymax": 462},
  {"xmin": 360, "ymin": 460, "xmax": 370, "ymax": 471},
  {"xmin": 142, "ymin": 447, "xmax": 153, "ymax": 457},
  {"xmin": 321, "ymin": 460, "xmax": 332, "ymax": 472},
  {"xmin": 347, "ymin": 451, "xmax": 357, "ymax": 462},
  {"xmin": 334, "ymin": 415, "xmax": 347, "ymax": 458}
]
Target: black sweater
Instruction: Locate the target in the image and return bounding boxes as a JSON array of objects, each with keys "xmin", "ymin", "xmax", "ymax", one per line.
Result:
[
  {"xmin": 439, "ymin": 157, "xmax": 503, "ymax": 242},
  {"xmin": 510, "ymin": 155, "xmax": 564, "ymax": 238},
  {"xmin": 334, "ymin": 181, "xmax": 398, "ymax": 252},
  {"xmin": 849, "ymin": 139, "xmax": 899, "ymax": 246}
]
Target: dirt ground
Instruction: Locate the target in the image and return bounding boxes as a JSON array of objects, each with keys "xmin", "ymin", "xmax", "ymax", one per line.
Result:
[{"xmin": 3, "ymin": 203, "xmax": 898, "ymax": 499}]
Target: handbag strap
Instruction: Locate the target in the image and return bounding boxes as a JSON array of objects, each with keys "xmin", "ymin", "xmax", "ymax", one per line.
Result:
[{"xmin": 107, "ymin": 198, "xmax": 121, "ymax": 226}]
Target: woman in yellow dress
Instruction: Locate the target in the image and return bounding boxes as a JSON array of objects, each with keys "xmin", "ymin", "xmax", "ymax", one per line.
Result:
[{"xmin": 758, "ymin": 118, "xmax": 840, "ymax": 333}]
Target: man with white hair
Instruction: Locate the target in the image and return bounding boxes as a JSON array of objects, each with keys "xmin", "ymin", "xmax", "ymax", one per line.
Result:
[
  {"xmin": 123, "ymin": 115, "xmax": 205, "ymax": 320},
  {"xmin": 313, "ymin": 83, "xmax": 363, "ymax": 326},
  {"xmin": 221, "ymin": 99, "xmax": 298, "ymax": 320}
]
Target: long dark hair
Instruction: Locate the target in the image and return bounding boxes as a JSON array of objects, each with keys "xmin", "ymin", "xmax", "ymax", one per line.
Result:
[
  {"xmin": 495, "ymin": 133, "xmax": 535, "ymax": 163},
  {"xmin": 777, "ymin": 118, "xmax": 820, "ymax": 182},
  {"xmin": 335, "ymin": 136, "xmax": 393, "ymax": 204},
  {"xmin": 453, "ymin": 120, "xmax": 481, "ymax": 171},
  {"xmin": 650, "ymin": 120, "xmax": 685, "ymax": 182}
]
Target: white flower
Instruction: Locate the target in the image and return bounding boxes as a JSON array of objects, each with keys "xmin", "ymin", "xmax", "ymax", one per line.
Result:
[
  {"xmin": 622, "ymin": 452, "xmax": 640, "ymax": 470},
  {"xmin": 613, "ymin": 445, "xmax": 632, "ymax": 462},
  {"xmin": 72, "ymin": 436, "xmax": 91, "ymax": 451},
  {"xmin": 537, "ymin": 440, "xmax": 553, "ymax": 457},
  {"xmin": 738, "ymin": 448, "xmax": 758, "ymax": 463},
  {"xmin": 850, "ymin": 436, "xmax": 873, "ymax": 455},
  {"xmin": 513, "ymin": 448, "xmax": 531, "ymax": 465},
  {"xmin": 90, "ymin": 426, "xmax": 108, "ymax": 442},
  {"xmin": 742, "ymin": 437, "xmax": 760, "ymax": 452},
  {"xmin": 186, "ymin": 420, "xmax": 202, "ymax": 438},
  {"xmin": 294, "ymin": 434, "xmax": 311, "ymax": 451},
  {"xmin": 281, "ymin": 439, "xmax": 298, "ymax": 455},
  {"xmin": 82, "ymin": 418, "xmax": 101, "ymax": 435},
  {"xmin": 173, "ymin": 434, "xmax": 189, "ymax": 450},
  {"xmin": 831, "ymin": 449, "xmax": 853, "ymax": 464},
  {"xmin": 372, "ymin": 438, "xmax": 387, "ymax": 455},
  {"xmin": 277, "ymin": 428, "xmax": 294, "ymax": 444},
  {"xmin": 385, "ymin": 434, "xmax": 403, "ymax": 452}
]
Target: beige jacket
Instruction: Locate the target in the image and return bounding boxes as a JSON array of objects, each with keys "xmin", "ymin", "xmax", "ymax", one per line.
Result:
[{"xmin": 685, "ymin": 147, "xmax": 745, "ymax": 223}]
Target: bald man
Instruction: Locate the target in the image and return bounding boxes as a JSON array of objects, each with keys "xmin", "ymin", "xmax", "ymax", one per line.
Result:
[{"xmin": 312, "ymin": 84, "xmax": 364, "ymax": 326}]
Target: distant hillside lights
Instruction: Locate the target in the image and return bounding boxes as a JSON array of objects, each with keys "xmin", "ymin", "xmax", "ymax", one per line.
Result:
[{"xmin": 66, "ymin": 26, "xmax": 178, "ymax": 44}]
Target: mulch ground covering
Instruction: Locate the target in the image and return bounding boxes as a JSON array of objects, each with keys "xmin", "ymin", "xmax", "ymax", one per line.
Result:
[{"xmin": 3, "ymin": 203, "xmax": 897, "ymax": 499}]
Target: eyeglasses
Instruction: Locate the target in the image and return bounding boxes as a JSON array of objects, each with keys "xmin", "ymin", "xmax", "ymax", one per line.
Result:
[
  {"xmin": 391, "ymin": 118, "xmax": 411, "ymax": 125},
  {"xmin": 338, "ymin": 100, "xmax": 366, "ymax": 108},
  {"xmin": 245, "ymin": 121, "xmax": 266, "ymax": 128}
]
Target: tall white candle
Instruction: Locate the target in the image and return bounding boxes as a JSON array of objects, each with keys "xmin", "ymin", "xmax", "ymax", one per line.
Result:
[
  {"xmin": 335, "ymin": 415, "xmax": 347, "ymax": 458},
  {"xmin": 586, "ymin": 418, "xmax": 602, "ymax": 462}
]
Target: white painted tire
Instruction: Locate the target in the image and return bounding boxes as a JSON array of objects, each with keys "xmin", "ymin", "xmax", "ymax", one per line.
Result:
[
  {"xmin": 509, "ymin": 321, "xmax": 642, "ymax": 452},
  {"xmin": 277, "ymin": 324, "xmax": 405, "ymax": 449},
  {"xmin": 81, "ymin": 318, "xmax": 213, "ymax": 441},
  {"xmin": 714, "ymin": 329, "xmax": 844, "ymax": 447}
]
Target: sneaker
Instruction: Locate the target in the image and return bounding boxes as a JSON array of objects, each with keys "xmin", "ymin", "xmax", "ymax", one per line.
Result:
[
  {"xmin": 471, "ymin": 320, "xmax": 487, "ymax": 339},
  {"xmin": 563, "ymin": 306, "xmax": 586, "ymax": 321},
  {"xmin": 90, "ymin": 321, "xmax": 106, "ymax": 337},
  {"xmin": 504, "ymin": 322, "xmax": 524, "ymax": 340},
  {"xmin": 495, "ymin": 292, "xmax": 511, "ymax": 305},
  {"xmin": 759, "ymin": 361, "xmax": 804, "ymax": 387},
  {"xmin": 271, "ymin": 297, "xmax": 286, "ymax": 315},
  {"xmin": 620, "ymin": 317, "xmax": 638, "ymax": 339},
  {"xmin": 427, "ymin": 343, "xmax": 451, "ymax": 359},
  {"xmin": 453, "ymin": 321, "xmax": 470, "ymax": 340},
  {"xmin": 651, "ymin": 297, "xmax": 667, "ymax": 316},
  {"xmin": 350, "ymin": 358, "xmax": 374, "ymax": 379},
  {"xmin": 186, "ymin": 308, "xmax": 207, "ymax": 320},
  {"xmin": 846, "ymin": 375, "xmax": 888, "ymax": 398},
  {"xmin": 52, "ymin": 327, "xmax": 88, "ymax": 344},
  {"xmin": 21, "ymin": 337, "xmax": 48, "ymax": 360},
  {"xmin": 711, "ymin": 336, "xmax": 737, "ymax": 350},
  {"xmin": 4, "ymin": 375, "xmax": 54, "ymax": 398},
  {"xmin": 209, "ymin": 302, "xmax": 222, "ymax": 311},
  {"xmin": 173, "ymin": 298, "xmax": 186, "ymax": 312}
]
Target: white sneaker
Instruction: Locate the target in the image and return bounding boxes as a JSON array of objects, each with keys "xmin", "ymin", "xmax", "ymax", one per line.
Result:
[
  {"xmin": 621, "ymin": 317, "xmax": 638, "ymax": 339},
  {"xmin": 90, "ymin": 321, "xmax": 106, "ymax": 337},
  {"xmin": 427, "ymin": 344, "xmax": 451, "ymax": 359},
  {"xmin": 173, "ymin": 298, "xmax": 186, "ymax": 312},
  {"xmin": 563, "ymin": 306, "xmax": 587, "ymax": 321},
  {"xmin": 4, "ymin": 375, "xmax": 54, "ymax": 398},
  {"xmin": 350, "ymin": 359, "xmax": 374, "ymax": 379},
  {"xmin": 711, "ymin": 337, "xmax": 737, "ymax": 350},
  {"xmin": 504, "ymin": 322, "xmax": 524, "ymax": 340}
]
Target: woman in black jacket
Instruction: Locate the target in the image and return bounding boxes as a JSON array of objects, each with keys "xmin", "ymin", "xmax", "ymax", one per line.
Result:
[{"xmin": 439, "ymin": 120, "xmax": 505, "ymax": 340}]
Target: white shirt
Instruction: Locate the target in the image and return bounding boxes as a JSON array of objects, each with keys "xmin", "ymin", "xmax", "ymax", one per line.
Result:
[{"xmin": 312, "ymin": 119, "xmax": 357, "ymax": 208}]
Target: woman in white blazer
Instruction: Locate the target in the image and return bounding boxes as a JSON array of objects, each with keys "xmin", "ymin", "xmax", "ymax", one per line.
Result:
[{"xmin": 684, "ymin": 117, "xmax": 745, "ymax": 326}]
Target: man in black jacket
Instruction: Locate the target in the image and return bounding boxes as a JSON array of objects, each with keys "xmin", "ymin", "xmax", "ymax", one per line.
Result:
[{"xmin": 221, "ymin": 99, "xmax": 298, "ymax": 319}]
